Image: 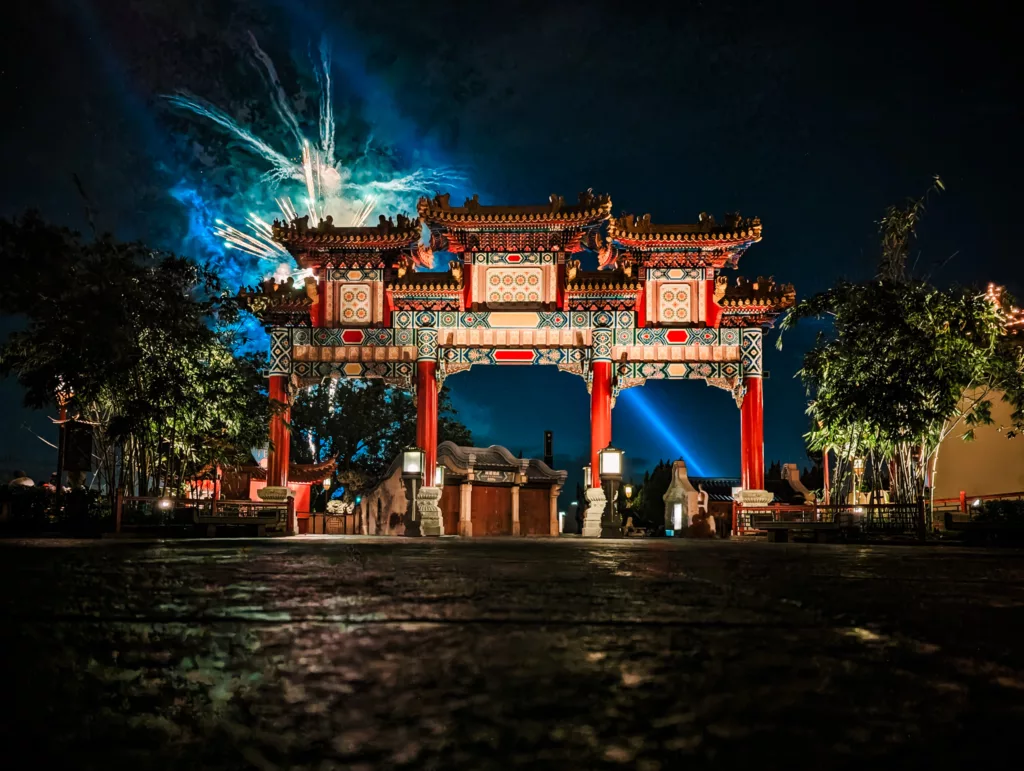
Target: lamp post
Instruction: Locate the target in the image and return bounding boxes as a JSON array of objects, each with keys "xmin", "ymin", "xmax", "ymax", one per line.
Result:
[
  {"xmin": 599, "ymin": 446, "xmax": 624, "ymax": 538},
  {"xmin": 853, "ymin": 456, "xmax": 865, "ymax": 505},
  {"xmin": 402, "ymin": 446, "xmax": 425, "ymax": 536}
]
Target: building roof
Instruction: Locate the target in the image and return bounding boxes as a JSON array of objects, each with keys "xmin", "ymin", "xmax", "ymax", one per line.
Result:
[
  {"xmin": 419, "ymin": 191, "xmax": 611, "ymax": 254},
  {"xmin": 237, "ymin": 277, "xmax": 314, "ymax": 326},
  {"xmin": 609, "ymin": 212, "xmax": 762, "ymax": 247},
  {"xmin": 438, "ymin": 442, "xmax": 567, "ymax": 484},
  {"xmin": 215, "ymin": 457, "xmax": 337, "ymax": 484},
  {"xmin": 687, "ymin": 475, "xmax": 810, "ymax": 505},
  {"xmin": 716, "ymin": 275, "xmax": 796, "ymax": 327},
  {"xmin": 418, "ymin": 191, "xmax": 611, "ymax": 227},
  {"xmin": 271, "ymin": 214, "xmax": 422, "ymax": 252},
  {"xmin": 565, "ymin": 270, "xmax": 642, "ymax": 293}
]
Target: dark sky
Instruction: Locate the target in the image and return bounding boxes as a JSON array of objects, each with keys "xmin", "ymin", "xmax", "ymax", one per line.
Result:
[{"xmin": 2, "ymin": 0, "xmax": 1021, "ymax": 496}]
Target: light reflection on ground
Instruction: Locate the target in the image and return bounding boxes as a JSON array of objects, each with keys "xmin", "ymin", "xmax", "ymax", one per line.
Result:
[{"xmin": 2, "ymin": 537, "xmax": 1024, "ymax": 768}]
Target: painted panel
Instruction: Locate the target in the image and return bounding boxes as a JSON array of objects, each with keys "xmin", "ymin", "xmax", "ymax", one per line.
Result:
[
  {"xmin": 339, "ymin": 283, "xmax": 373, "ymax": 325},
  {"xmin": 485, "ymin": 267, "xmax": 544, "ymax": 304},
  {"xmin": 657, "ymin": 282, "xmax": 693, "ymax": 324}
]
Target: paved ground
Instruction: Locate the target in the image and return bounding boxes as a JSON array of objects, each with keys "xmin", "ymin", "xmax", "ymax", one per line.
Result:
[{"xmin": 2, "ymin": 537, "xmax": 1024, "ymax": 770}]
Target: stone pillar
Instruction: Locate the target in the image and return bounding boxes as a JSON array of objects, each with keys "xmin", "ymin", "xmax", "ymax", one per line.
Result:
[
  {"xmin": 511, "ymin": 484, "xmax": 520, "ymax": 536},
  {"xmin": 459, "ymin": 481, "xmax": 473, "ymax": 536},
  {"xmin": 740, "ymin": 376, "xmax": 764, "ymax": 491},
  {"xmin": 267, "ymin": 374, "xmax": 291, "ymax": 488},
  {"xmin": 582, "ymin": 485, "xmax": 606, "ymax": 538},
  {"xmin": 590, "ymin": 327, "xmax": 614, "ymax": 488},
  {"xmin": 416, "ymin": 485, "xmax": 443, "ymax": 536}
]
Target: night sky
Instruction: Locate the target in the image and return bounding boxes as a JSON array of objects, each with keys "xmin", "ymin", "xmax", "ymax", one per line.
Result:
[{"xmin": 2, "ymin": 0, "xmax": 1021, "ymax": 497}]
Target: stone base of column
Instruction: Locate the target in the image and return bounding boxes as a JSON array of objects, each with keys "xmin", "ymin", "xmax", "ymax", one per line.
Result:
[
  {"xmin": 417, "ymin": 486, "xmax": 444, "ymax": 536},
  {"xmin": 582, "ymin": 487, "xmax": 606, "ymax": 538}
]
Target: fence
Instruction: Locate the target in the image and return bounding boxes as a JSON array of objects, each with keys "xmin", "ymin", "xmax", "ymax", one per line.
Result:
[
  {"xmin": 115, "ymin": 493, "xmax": 294, "ymax": 536},
  {"xmin": 732, "ymin": 501, "xmax": 927, "ymax": 537},
  {"xmin": 932, "ymin": 490, "xmax": 1024, "ymax": 530}
]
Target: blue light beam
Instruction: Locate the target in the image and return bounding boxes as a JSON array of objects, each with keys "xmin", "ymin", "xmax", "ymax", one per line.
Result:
[{"xmin": 619, "ymin": 388, "xmax": 706, "ymax": 476}]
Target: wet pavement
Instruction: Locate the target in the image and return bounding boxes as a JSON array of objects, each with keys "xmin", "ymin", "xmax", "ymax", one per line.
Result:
[{"xmin": 2, "ymin": 536, "xmax": 1024, "ymax": 769}]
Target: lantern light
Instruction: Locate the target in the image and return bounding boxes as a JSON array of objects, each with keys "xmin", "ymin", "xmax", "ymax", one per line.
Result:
[
  {"xmin": 322, "ymin": 477, "xmax": 331, "ymax": 490},
  {"xmin": 434, "ymin": 464, "xmax": 445, "ymax": 487},
  {"xmin": 598, "ymin": 446, "xmax": 624, "ymax": 480},
  {"xmin": 624, "ymin": 484, "xmax": 633, "ymax": 500},
  {"xmin": 156, "ymin": 497, "xmax": 175, "ymax": 511},
  {"xmin": 402, "ymin": 447, "xmax": 424, "ymax": 478},
  {"xmin": 583, "ymin": 464, "xmax": 592, "ymax": 487}
]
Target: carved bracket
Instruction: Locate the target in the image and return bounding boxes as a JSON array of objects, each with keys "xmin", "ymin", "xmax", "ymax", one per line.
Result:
[{"xmin": 705, "ymin": 377, "xmax": 746, "ymax": 408}]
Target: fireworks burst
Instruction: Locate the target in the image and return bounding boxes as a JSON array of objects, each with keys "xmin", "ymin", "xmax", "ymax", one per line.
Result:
[{"xmin": 167, "ymin": 33, "xmax": 461, "ymax": 269}]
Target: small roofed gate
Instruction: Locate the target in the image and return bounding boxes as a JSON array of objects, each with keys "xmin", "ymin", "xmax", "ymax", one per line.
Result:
[
  {"xmin": 436, "ymin": 442, "xmax": 566, "ymax": 536},
  {"xmin": 438, "ymin": 483, "xmax": 460, "ymax": 536},
  {"xmin": 471, "ymin": 485, "xmax": 513, "ymax": 536},
  {"xmin": 519, "ymin": 487, "xmax": 553, "ymax": 536}
]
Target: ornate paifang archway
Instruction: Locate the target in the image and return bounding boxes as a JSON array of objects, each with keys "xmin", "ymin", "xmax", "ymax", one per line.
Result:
[{"xmin": 241, "ymin": 192, "xmax": 795, "ymax": 532}]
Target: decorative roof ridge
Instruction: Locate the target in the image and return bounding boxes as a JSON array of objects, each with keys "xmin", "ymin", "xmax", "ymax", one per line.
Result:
[
  {"xmin": 221, "ymin": 456, "xmax": 337, "ymax": 483},
  {"xmin": 716, "ymin": 274, "xmax": 795, "ymax": 309},
  {"xmin": 418, "ymin": 190, "xmax": 612, "ymax": 222},
  {"xmin": 390, "ymin": 271, "xmax": 462, "ymax": 292},
  {"xmin": 238, "ymin": 277, "xmax": 316, "ymax": 323},
  {"xmin": 272, "ymin": 213, "xmax": 421, "ymax": 245},
  {"xmin": 610, "ymin": 211, "xmax": 762, "ymax": 242},
  {"xmin": 437, "ymin": 441, "xmax": 566, "ymax": 480},
  {"xmin": 566, "ymin": 269, "xmax": 641, "ymax": 292}
]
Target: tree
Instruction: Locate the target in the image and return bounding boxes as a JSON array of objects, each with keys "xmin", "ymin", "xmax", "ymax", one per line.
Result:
[
  {"xmin": 0, "ymin": 212, "xmax": 268, "ymax": 500},
  {"xmin": 780, "ymin": 180, "xmax": 1024, "ymax": 503},
  {"xmin": 289, "ymin": 380, "xmax": 472, "ymax": 496}
]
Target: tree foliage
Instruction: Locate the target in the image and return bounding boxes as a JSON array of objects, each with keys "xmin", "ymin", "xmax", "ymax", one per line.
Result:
[
  {"xmin": 289, "ymin": 380, "xmax": 472, "ymax": 496},
  {"xmin": 0, "ymin": 212, "xmax": 269, "ymax": 498},
  {"xmin": 780, "ymin": 180, "xmax": 1024, "ymax": 503}
]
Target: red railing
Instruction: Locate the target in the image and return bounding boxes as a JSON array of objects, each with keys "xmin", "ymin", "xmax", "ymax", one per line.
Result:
[{"xmin": 932, "ymin": 491, "xmax": 1024, "ymax": 528}]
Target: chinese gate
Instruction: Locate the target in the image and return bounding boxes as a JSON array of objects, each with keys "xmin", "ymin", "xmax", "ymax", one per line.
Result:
[{"xmin": 241, "ymin": 190, "xmax": 794, "ymax": 534}]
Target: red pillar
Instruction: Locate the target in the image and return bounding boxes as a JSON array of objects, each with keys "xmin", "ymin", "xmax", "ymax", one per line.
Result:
[
  {"xmin": 590, "ymin": 361, "xmax": 612, "ymax": 487},
  {"xmin": 740, "ymin": 376, "xmax": 764, "ymax": 490},
  {"xmin": 417, "ymin": 360, "xmax": 439, "ymax": 485},
  {"xmin": 268, "ymin": 374, "xmax": 291, "ymax": 487}
]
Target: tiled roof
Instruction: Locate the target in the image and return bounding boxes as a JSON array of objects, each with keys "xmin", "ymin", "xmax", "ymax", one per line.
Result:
[
  {"xmin": 609, "ymin": 212, "xmax": 762, "ymax": 245},
  {"xmin": 418, "ymin": 191, "xmax": 612, "ymax": 227},
  {"xmin": 272, "ymin": 214, "xmax": 421, "ymax": 250},
  {"xmin": 438, "ymin": 442, "xmax": 567, "ymax": 483}
]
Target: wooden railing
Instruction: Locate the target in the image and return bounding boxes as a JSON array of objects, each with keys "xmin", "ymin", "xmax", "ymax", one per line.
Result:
[
  {"xmin": 115, "ymin": 493, "xmax": 294, "ymax": 535},
  {"xmin": 732, "ymin": 501, "xmax": 926, "ymax": 537}
]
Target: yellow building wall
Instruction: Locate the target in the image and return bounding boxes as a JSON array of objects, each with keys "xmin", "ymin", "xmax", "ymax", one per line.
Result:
[{"xmin": 933, "ymin": 391, "xmax": 1024, "ymax": 499}]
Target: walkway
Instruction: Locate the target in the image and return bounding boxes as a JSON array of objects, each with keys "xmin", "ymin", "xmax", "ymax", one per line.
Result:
[{"xmin": 2, "ymin": 537, "xmax": 1022, "ymax": 768}]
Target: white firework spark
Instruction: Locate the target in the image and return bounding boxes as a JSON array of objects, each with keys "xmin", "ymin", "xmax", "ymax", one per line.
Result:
[{"xmin": 167, "ymin": 33, "xmax": 462, "ymax": 272}]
